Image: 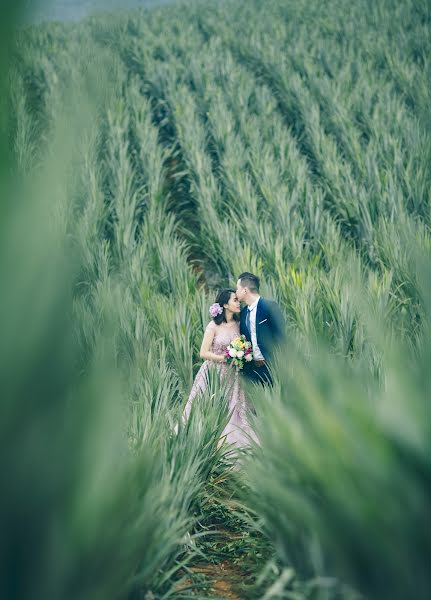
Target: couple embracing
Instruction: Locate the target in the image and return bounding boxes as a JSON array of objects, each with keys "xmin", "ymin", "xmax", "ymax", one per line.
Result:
[{"xmin": 181, "ymin": 272, "xmax": 285, "ymax": 447}]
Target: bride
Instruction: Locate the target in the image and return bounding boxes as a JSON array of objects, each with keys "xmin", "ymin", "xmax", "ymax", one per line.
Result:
[{"xmin": 181, "ymin": 288, "xmax": 256, "ymax": 447}]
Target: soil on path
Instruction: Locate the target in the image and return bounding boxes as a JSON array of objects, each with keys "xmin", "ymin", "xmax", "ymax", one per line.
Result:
[{"xmin": 192, "ymin": 561, "xmax": 244, "ymax": 599}]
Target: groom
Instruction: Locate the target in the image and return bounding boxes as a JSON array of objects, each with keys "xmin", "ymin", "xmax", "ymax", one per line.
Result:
[{"xmin": 236, "ymin": 272, "xmax": 285, "ymax": 385}]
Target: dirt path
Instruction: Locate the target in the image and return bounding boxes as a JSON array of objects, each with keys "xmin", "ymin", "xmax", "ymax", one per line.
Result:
[
  {"xmin": 177, "ymin": 560, "xmax": 244, "ymax": 599},
  {"xmin": 191, "ymin": 561, "xmax": 243, "ymax": 599}
]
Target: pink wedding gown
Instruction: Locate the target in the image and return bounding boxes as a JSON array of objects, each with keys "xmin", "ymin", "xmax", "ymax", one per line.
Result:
[{"xmin": 182, "ymin": 320, "xmax": 257, "ymax": 447}]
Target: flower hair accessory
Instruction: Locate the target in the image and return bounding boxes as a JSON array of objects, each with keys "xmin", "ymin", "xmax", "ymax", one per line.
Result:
[{"xmin": 209, "ymin": 303, "xmax": 223, "ymax": 318}]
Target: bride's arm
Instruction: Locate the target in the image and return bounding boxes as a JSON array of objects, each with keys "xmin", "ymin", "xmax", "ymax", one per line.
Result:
[{"xmin": 199, "ymin": 326, "xmax": 225, "ymax": 363}]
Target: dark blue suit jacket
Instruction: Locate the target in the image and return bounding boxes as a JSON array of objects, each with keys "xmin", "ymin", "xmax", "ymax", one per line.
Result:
[{"xmin": 240, "ymin": 297, "xmax": 285, "ymax": 364}]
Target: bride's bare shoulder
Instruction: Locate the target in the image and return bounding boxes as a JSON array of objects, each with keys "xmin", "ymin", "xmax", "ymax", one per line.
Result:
[{"xmin": 205, "ymin": 320, "xmax": 218, "ymax": 332}]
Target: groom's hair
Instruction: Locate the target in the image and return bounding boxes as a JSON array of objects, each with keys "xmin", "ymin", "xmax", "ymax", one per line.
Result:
[{"xmin": 238, "ymin": 272, "xmax": 260, "ymax": 293}]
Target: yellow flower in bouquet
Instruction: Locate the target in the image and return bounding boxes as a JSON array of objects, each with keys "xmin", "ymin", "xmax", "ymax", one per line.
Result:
[{"xmin": 225, "ymin": 335, "xmax": 253, "ymax": 369}]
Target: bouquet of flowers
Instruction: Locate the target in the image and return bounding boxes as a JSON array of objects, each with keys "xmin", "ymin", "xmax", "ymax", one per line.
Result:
[{"xmin": 225, "ymin": 335, "xmax": 253, "ymax": 369}]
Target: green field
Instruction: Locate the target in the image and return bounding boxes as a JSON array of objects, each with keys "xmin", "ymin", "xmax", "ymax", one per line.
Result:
[{"xmin": 2, "ymin": 0, "xmax": 431, "ymax": 598}]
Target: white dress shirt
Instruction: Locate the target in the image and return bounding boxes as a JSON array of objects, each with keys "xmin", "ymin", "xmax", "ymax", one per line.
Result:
[{"xmin": 247, "ymin": 296, "xmax": 264, "ymax": 360}]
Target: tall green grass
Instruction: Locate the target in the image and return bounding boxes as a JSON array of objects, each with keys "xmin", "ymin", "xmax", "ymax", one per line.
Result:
[
  {"xmin": 245, "ymin": 249, "xmax": 431, "ymax": 600},
  {"xmin": 4, "ymin": 0, "xmax": 431, "ymax": 597},
  {"xmin": 3, "ymin": 13, "xmax": 236, "ymax": 600}
]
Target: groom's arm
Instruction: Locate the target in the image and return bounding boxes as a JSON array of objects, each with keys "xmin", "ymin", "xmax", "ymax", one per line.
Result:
[{"xmin": 267, "ymin": 300, "xmax": 286, "ymax": 345}]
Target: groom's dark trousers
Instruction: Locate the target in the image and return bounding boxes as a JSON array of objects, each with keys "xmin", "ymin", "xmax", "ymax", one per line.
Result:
[
  {"xmin": 240, "ymin": 297, "xmax": 285, "ymax": 387},
  {"xmin": 247, "ymin": 360, "xmax": 273, "ymax": 386}
]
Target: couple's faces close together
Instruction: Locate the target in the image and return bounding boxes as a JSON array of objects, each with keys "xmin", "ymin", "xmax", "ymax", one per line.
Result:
[
  {"xmin": 224, "ymin": 292, "xmax": 240, "ymax": 314},
  {"xmin": 223, "ymin": 280, "xmax": 249, "ymax": 314},
  {"xmin": 236, "ymin": 279, "xmax": 247, "ymax": 303}
]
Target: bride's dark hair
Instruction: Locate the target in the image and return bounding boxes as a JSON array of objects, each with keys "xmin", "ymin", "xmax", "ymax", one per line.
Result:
[{"xmin": 213, "ymin": 288, "xmax": 240, "ymax": 325}]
